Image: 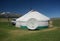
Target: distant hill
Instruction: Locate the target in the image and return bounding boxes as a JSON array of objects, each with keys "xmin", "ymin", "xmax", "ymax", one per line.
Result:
[
  {"xmin": 51, "ymin": 17, "xmax": 60, "ymax": 20},
  {"xmin": 0, "ymin": 12, "xmax": 22, "ymax": 18}
]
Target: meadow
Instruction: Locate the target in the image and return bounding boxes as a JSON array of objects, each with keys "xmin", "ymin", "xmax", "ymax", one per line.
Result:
[{"xmin": 0, "ymin": 18, "xmax": 60, "ymax": 41}]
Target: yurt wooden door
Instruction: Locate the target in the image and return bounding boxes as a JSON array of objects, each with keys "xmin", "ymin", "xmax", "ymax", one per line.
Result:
[{"xmin": 27, "ymin": 18, "xmax": 38, "ymax": 30}]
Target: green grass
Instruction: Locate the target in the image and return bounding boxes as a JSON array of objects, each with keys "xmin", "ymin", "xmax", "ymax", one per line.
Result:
[
  {"xmin": 0, "ymin": 18, "xmax": 60, "ymax": 41},
  {"xmin": 53, "ymin": 19, "xmax": 60, "ymax": 27},
  {"xmin": 16, "ymin": 29, "xmax": 60, "ymax": 41}
]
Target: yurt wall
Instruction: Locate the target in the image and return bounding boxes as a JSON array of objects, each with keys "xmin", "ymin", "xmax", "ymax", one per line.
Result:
[
  {"xmin": 16, "ymin": 21, "xmax": 20, "ymax": 27},
  {"xmin": 19, "ymin": 21, "xmax": 27, "ymax": 29}
]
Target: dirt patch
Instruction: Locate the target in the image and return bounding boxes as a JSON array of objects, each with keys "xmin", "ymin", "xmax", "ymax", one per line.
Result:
[
  {"xmin": 9, "ymin": 30, "xmax": 36, "ymax": 36},
  {"xmin": 9, "ymin": 27, "xmax": 57, "ymax": 37},
  {"xmin": 39, "ymin": 27, "xmax": 57, "ymax": 32},
  {"xmin": 3, "ymin": 27, "xmax": 58, "ymax": 41}
]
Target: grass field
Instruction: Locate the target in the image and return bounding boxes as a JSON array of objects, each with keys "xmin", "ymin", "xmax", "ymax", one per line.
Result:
[{"xmin": 0, "ymin": 18, "xmax": 60, "ymax": 41}]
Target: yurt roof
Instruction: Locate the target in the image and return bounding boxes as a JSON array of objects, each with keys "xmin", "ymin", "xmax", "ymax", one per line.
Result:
[{"xmin": 16, "ymin": 10, "xmax": 50, "ymax": 21}]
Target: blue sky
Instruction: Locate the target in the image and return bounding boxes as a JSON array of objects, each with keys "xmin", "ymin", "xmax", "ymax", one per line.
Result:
[{"xmin": 0, "ymin": 0, "xmax": 60, "ymax": 18}]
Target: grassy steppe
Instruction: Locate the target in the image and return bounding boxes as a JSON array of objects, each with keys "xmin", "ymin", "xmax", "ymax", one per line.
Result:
[{"xmin": 0, "ymin": 18, "xmax": 60, "ymax": 41}]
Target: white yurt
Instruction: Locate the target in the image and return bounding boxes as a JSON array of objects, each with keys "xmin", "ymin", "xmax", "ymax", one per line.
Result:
[{"xmin": 16, "ymin": 10, "xmax": 50, "ymax": 30}]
